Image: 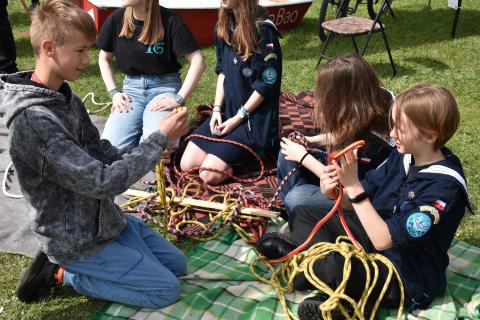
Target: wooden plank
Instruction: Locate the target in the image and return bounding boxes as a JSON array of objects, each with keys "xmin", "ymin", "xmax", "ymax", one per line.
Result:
[{"xmin": 122, "ymin": 189, "xmax": 279, "ymax": 219}]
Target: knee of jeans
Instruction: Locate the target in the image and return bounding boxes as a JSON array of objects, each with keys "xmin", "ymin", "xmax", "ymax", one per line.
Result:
[
  {"xmin": 169, "ymin": 253, "xmax": 187, "ymax": 277},
  {"xmin": 284, "ymin": 189, "xmax": 305, "ymax": 212},
  {"xmin": 148, "ymin": 279, "xmax": 181, "ymax": 308}
]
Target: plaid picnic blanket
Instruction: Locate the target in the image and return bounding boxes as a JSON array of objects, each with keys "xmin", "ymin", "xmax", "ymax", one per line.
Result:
[{"xmin": 92, "ymin": 224, "xmax": 480, "ymax": 320}]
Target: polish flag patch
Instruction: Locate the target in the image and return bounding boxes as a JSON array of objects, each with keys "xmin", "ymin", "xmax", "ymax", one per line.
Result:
[
  {"xmin": 433, "ymin": 200, "xmax": 447, "ymax": 211},
  {"xmin": 266, "ymin": 43, "xmax": 274, "ymax": 50},
  {"xmin": 359, "ymin": 157, "xmax": 371, "ymax": 164}
]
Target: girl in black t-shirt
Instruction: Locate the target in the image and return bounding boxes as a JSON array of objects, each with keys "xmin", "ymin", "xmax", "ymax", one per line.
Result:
[
  {"xmin": 180, "ymin": 0, "xmax": 282, "ymax": 185},
  {"xmin": 96, "ymin": 0, "xmax": 205, "ymax": 149}
]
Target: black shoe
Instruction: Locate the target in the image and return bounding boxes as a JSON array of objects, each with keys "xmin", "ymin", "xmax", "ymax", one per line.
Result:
[
  {"xmin": 298, "ymin": 294, "xmax": 353, "ymax": 320},
  {"xmin": 16, "ymin": 249, "xmax": 59, "ymax": 303},
  {"xmin": 256, "ymin": 232, "xmax": 297, "ymax": 260}
]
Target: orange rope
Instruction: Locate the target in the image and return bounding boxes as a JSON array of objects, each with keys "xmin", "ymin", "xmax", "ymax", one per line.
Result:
[{"xmin": 268, "ymin": 140, "xmax": 366, "ymax": 264}]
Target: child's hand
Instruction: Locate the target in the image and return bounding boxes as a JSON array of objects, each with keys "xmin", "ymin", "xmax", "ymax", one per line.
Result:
[
  {"xmin": 280, "ymin": 137, "xmax": 307, "ymax": 163},
  {"xmin": 111, "ymin": 92, "xmax": 131, "ymax": 113},
  {"xmin": 149, "ymin": 96, "xmax": 178, "ymax": 111},
  {"xmin": 217, "ymin": 116, "xmax": 242, "ymax": 136},
  {"xmin": 333, "ymin": 150, "xmax": 360, "ymax": 189},
  {"xmin": 158, "ymin": 107, "xmax": 189, "ymax": 141},
  {"xmin": 320, "ymin": 165, "xmax": 339, "ymax": 199},
  {"xmin": 209, "ymin": 111, "xmax": 223, "ymax": 135}
]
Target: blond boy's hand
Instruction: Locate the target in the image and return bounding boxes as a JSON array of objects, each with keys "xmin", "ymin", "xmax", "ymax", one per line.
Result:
[{"xmin": 158, "ymin": 107, "xmax": 189, "ymax": 141}]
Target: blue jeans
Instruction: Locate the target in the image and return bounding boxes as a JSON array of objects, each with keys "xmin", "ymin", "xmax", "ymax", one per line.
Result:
[
  {"xmin": 277, "ymin": 150, "xmax": 333, "ymax": 225},
  {"xmin": 101, "ymin": 73, "xmax": 182, "ymax": 149},
  {"xmin": 63, "ymin": 215, "xmax": 187, "ymax": 309}
]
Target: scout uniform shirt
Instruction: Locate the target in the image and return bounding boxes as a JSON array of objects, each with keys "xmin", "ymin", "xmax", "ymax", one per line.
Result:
[
  {"xmin": 192, "ymin": 20, "xmax": 282, "ymax": 166},
  {"xmin": 361, "ymin": 148, "xmax": 471, "ymax": 309}
]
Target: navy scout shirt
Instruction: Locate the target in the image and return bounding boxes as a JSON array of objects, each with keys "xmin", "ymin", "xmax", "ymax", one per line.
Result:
[
  {"xmin": 215, "ymin": 20, "xmax": 282, "ymax": 150},
  {"xmin": 361, "ymin": 148, "xmax": 471, "ymax": 309}
]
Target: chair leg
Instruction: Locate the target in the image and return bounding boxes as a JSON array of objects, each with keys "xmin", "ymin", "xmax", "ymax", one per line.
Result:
[
  {"xmin": 388, "ymin": 2, "xmax": 396, "ymax": 18},
  {"xmin": 317, "ymin": 31, "xmax": 334, "ymax": 68},
  {"xmin": 351, "ymin": 36, "xmax": 359, "ymax": 54},
  {"xmin": 451, "ymin": 0, "xmax": 462, "ymax": 38},
  {"xmin": 380, "ymin": 28, "xmax": 397, "ymax": 76}
]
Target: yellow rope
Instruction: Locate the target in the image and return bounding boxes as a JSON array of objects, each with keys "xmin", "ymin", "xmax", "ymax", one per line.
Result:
[{"xmin": 251, "ymin": 237, "xmax": 404, "ymax": 320}]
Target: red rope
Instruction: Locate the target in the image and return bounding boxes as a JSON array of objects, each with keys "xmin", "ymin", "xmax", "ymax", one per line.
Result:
[
  {"xmin": 173, "ymin": 133, "xmax": 266, "ymax": 194},
  {"xmin": 267, "ymin": 140, "xmax": 366, "ymax": 264}
]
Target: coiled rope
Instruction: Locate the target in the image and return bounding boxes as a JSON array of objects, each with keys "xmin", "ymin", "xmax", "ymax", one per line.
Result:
[{"xmin": 251, "ymin": 139, "xmax": 405, "ymax": 320}]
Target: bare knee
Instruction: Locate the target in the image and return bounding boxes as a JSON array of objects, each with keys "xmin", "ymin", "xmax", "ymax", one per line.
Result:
[{"xmin": 199, "ymin": 170, "xmax": 227, "ymax": 185}]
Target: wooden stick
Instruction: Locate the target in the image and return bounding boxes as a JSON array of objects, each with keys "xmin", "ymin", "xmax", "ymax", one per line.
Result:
[
  {"xmin": 20, "ymin": 0, "xmax": 32, "ymax": 21},
  {"xmin": 122, "ymin": 189, "xmax": 279, "ymax": 219}
]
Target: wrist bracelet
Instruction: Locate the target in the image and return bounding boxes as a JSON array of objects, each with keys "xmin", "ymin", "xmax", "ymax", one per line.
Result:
[
  {"xmin": 108, "ymin": 87, "xmax": 122, "ymax": 98},
  {"xmin": 348, "ymin": 191, "xmax": 369, "ymax": 204},
  {"xmin": 213, "ymin": 105, "xmax": 221, "ymax": 112},
  {"xmin": 299, "ymin": 151, "xmax": 311, "ymax": 165}
]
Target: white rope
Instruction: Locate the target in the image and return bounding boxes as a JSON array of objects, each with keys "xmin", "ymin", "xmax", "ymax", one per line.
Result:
[
  {"xmin": 2, "ymin": 161, "xmax": 23, "ymax": 199},
  {"xmin": 82, "ymin": 92, "xmax": 112, "ymax": 114}
]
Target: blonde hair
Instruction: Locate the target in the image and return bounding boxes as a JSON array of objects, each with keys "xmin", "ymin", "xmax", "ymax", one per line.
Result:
[
  {"xmin": 216, "ymin": 0, "xmax": 266, "ymax": 60},
  {"xmin": 392, "ymin": 83, "xmax": 459, "ymax": 150},
  {"xmin": 314, "ymin": 53, "xmax": 391, "ymax": 149},
  {"xmin": 30, "ymin": 0, "xmax": 96, "ymax": 56},
  {"xmin": 119, "ymin": 0, "xmax": 163, "ymax": 45}
]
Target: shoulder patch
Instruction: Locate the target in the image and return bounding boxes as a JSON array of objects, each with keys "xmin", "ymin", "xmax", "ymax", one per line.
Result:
[
  {"xmin": 264, "ymin": 53, "xmax": 278, "ymax": 62},
  {"xmin": 262, "ymin": 67, "xmax": 277, "ymax": 85},
  {"xmin": 406, "ymin": 212, "xmax": 432, "ymax": 238},
  {"xmin": 419, "ymin": 205, "xmax": 440, "ymax": 224}
]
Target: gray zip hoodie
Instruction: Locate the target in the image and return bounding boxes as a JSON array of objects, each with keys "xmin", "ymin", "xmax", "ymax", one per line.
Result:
[{"xmin": 0, "ymin": 71, "xmax": 170, "ymax": 264}]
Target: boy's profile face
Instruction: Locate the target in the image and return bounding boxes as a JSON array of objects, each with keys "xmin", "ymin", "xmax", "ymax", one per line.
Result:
[
  {"xmin": 389, "ymin": 103, "xmax": 430, "ymax": 156},
  {"xmin": 48, "ymin": 30, "xmax": 93, "ymax": 82}
]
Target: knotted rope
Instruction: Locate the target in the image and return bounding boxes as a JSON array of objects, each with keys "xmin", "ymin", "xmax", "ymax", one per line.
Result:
[{"xmin": 251, "ymin": 139, "xmax": 404, "ymax": 320}]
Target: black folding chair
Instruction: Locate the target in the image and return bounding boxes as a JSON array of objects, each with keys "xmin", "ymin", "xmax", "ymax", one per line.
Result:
[{"xmin": 317, "ymin": 0, "xmax": 396, "ymax": 76}]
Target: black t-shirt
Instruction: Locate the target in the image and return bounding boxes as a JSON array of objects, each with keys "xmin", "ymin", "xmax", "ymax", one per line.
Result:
[{"xmin": 96, "ymin": 7, "xmax": 200, "ymax": 76}]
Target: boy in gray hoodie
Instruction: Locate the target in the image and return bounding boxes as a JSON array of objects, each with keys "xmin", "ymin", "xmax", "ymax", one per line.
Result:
[{"xmin": 0, "ymin": 0, "xmax": 189, "ymax": 308}]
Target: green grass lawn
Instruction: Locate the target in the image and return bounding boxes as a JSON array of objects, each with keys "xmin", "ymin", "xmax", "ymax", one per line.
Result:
[{"xmin": 1, "ymin": 0, "xmax": 479, "ymax": 319}]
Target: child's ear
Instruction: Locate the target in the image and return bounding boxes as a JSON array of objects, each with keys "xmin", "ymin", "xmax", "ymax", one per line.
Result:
[
  {"xmin": 41, "ymin": 39, "xmax": 55, "ymax": 57},
  {"xmin": 423, "ymin": 133, "xmax": 438, "ymax": 145}
]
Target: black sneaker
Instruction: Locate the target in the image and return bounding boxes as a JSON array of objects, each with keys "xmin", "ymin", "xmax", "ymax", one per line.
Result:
[
  {"xmin": 256, "ymin": 232, "xmax": 297, "ymax": 260},
  {"xmin": 16, "ymin": 249, "xmax": 59, "ymax": 303},
  {"xmin": 298, "ymin": 294, "xmax": 351, "ymax": 320}
]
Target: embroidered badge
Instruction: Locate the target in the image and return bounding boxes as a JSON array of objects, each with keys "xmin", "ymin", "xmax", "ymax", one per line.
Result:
[
  {"xmin": 242, "ymin": 67, "xmax": 253, "ymax": 77},
  {"xmin": 359, "ymin": 157, "xmax": 371, "ymax": 164},
  {"xmin": 407, "ymin": 191, "xmax": 415, "ymax": 200},
  {"xmin": 419, "ymin": 205, "xmax": 440, "ymax": 224},
  {"xmin": 433, "ymin": 199, "xmax": 446, "ymax": 211},
  {"xmin": 406, "ymin": 212, "xmax": 432, "ymax": 238},
  {"xmin": 262, "ymin": 67, "xmax": 277, "ymax": 85},
  {"xmin": 266, "ymin": 43, "xmax": 274, "ymax": 51},
  {"xmin": 233, "ymin": 57, "xmax": 238, "ymax": 64},
  {"xmin": 264, "ymin": 53, "xmax": 277, "ymax": 62}
]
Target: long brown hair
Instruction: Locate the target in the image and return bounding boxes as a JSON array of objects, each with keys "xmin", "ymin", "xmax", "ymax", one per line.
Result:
[
  {"xmin": 119, "ymin": 0, "xmax": 163, "ymax": 45},
  {"xmin": 314, "ymin": 53, "xmax": 391, "ymax": 149},
  {"xmin": 216, "ymin": 0, "xmax": 265, "ymax": 60}
]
